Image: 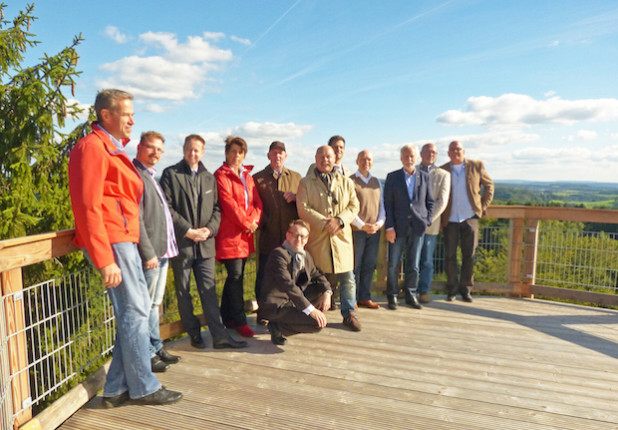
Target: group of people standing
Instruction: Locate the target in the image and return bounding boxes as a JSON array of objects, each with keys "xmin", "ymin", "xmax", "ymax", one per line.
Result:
[{"xmin": 68, "ymin": 89, "xmax": 494, "ymax": 408}]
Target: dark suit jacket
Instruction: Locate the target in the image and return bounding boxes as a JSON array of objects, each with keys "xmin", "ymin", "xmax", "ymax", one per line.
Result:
[
  {"xmin": 253, "ymin": 165, "xmax": 302, "ymax": 255},
  {"xmin": 133, "ymin": 159, "xmax": 169, "ymax": 262},
  {"xmin": 160, "ymin": 159, "xmax": 221, "ymax": 260},
  {"xmin": 258, "ymin": 247, "xmax": 331, "ymax": 319},
  {"xmin": 440, "ymin": 158, "xmax": 494, "ymax": 227},
  {"xmin": 384, "ymin": 167, "xmax": 434, "ymax": 237}
]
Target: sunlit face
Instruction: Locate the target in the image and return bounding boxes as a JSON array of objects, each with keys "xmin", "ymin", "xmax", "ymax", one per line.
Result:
[
  {"xmin": 226, "ymin": 143, "xmax": 246, "ymax": 170},
  {"xmin": 400, "ymin": 147, "xmax": 417, "ymax": 172},
  {"xmin": 286, "ymin": 224, "xmax": 309, "ymax": 252},
  {"xmin": 356, "ymin": 151, "xmax": 373, "ymax": 175},
  {"xmin": 183, "ymin": 138, "xmax": 205, "ymax": 169},
  {"xmin": 448, "ymin": 141, "xmax": 465, "ymax": 165},
  {"xmin": 268, "ymin": 147, "xmax": 287, "ymax": 172},
  {"xmin": 102, "ymin": 98, "xmax": 134, "ymax": 141},
  {"xmin": 330, "ymin": 139, "xmax": 345, "ymax": 164},
  {"xmin": 315, "ymin": 146, "xmax": 335, "ymax": 173},
  {"xmin": 420, "ymin": 144, "xmax": 437, "ymax": 167},
  {"xmin": 136, "ymin": 138, "xmax": 164, "ymax": 169}
]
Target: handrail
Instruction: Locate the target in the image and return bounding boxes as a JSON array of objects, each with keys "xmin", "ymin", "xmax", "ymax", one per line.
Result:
[{"xmin": 2, "ymin": 204, "xmax": 618, "ymax": 430}]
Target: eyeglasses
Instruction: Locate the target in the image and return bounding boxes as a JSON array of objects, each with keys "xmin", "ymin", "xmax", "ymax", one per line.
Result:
[
  {"xmin": 289, "ymin": 233, "xmax": 308, "ymax": 240},
  {"xmin": 143, "ymin": 144, "xmax": 164, "ymax": 153}
]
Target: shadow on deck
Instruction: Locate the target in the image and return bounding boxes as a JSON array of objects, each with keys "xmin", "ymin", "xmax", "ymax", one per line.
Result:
[{"xmin": 59, "ymin": 296, "xmax": 618, "ymax": 430}]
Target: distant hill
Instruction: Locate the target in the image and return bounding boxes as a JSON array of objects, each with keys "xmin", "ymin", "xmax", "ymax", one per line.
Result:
[{"xmin": 494, "ymin": 181, "xmax": 618, "ymax": 209}]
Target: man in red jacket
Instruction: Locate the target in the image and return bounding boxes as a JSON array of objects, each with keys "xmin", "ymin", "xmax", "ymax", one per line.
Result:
[{"xmin": 68, "ymin": 89, "xmax": 182, "ymax": 408}]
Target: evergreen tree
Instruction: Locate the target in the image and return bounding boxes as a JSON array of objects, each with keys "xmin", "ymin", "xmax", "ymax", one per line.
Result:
[{"xmin": 0, "ymin": 2, "xmax": 87, "ymax": 239}]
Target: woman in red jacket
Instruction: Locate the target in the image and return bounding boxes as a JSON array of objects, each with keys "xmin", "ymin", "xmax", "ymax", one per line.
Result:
[{"xmin": 214, "ymin": 136, "xmax": 263, "ymax": 337}]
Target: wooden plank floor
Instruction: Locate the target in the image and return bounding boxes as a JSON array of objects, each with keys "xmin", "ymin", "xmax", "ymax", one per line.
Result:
[{"xmin": 59, "ymin": 296, "xmax": 618, "ymax": 430}]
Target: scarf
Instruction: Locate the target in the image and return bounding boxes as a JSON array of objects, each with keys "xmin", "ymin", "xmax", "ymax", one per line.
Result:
[{"xmin": 282, "ymin": 240, "xmax": 305, "ymax": 273}]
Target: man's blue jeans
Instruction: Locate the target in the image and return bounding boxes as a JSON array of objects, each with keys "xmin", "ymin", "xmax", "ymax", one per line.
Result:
[
  {"xmin": 337, "ymin": 271, "xmax": 357, "ymax": 317},
  {"xmin": 353, "ymin": 230, "xmax": 380, "ymax": 301},
  {"xmin": 143, "ymin": 257, "xmax": 169, "ymax": 357},
  {"xmin": 91, "ymin": 243, "xmax": 160, "ymax": 399},
  {"xmin": 417, "ymin": 234, "xmax": 438, "ymax": 294},
  {"xmin": 386, "ymin": 227, "xmax": 425, "ymax": 299}
]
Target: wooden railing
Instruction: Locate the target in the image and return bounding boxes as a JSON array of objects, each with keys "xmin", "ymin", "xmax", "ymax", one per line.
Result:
[{"xmin": 2, "ymin": 205, "xmax": 618, "ymax": 429}]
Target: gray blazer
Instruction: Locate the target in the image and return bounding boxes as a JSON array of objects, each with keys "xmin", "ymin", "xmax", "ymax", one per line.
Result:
[
  {"xmin": 160, "ymin": 159, "xmax": 221, "ymax": 260},
  {"xmin": 133, "ymin": 159, "xmax": 169, "ymax": 262}
]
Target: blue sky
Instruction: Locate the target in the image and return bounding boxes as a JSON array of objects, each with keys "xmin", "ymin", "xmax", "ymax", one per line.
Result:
[{"xmin": 6, "ymin": 0, "xmax": 618, "ymax": 181}]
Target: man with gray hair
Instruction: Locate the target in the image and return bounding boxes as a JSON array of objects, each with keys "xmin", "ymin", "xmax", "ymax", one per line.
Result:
[
  {"xmin": 69, "ymin": 89, "xmax": 182, "ymax": 407},
  {"xmin": 440, "ymin": 140, "xmax": 494, "ymax": 302},
  {"xmin": 383, "ymin": 144, "xmax": 434, "ymax": 310},
  {"xmin": 417, "ymin": 143, "xmax": 451, "ymax": 303}
]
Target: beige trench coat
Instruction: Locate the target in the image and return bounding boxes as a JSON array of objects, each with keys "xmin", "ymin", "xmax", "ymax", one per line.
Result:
[{"xmin": 297, "ymin": 169, "xmax": 359, "ymax": 274}]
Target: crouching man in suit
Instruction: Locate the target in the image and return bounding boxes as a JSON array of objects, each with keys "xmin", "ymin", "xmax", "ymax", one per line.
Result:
[{"xmin": 258, "ymin": 220, "xmax": 332, "ymax": 345}]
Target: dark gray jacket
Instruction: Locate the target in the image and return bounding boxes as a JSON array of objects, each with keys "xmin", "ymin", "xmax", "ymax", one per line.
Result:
[
  {"xmin": 160, "ymin": 159, "xmax": 221, "ymax": 259},
  {"xmin": 133, "ymin": 159, "xmax": 170, "ymax": 262}
]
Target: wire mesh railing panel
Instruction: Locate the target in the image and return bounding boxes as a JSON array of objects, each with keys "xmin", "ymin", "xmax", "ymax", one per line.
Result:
[
  {"xmin": 534, "ymin": 229, "xmax": 618, "ymax": 293},
  {"xmin": 1, "ymin": 291, "xmax": 14, "ymax": 430},
  {"xmin": 1, "ymin": 265, "xmax": 115, "ymax": 426}
]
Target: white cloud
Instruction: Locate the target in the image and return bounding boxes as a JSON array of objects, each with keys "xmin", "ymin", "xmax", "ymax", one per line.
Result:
[
  {"xmin": 143, "ymin": 103, "xmax": 166, "ymax": 113},
  {"xmin": 103, "ymin": 26, "xmax": 128, "ymax": 44},
  {"xmin": 66, "ymin": 98, "xmax": 91, "ymax": 121},
  {"xmin": 231, "ymin": 35, "xmax": 251, "ymax": 46},
  {"xmin": 548, "ymin": 40, "xmax": 560, "ymax": 48},
  {"xmin": 203, "ymin": 31, "xmax": 226, "ymax": 41},
  {"xmin": 436, "ymin": 93, "xmax": 618, "ymax": 128},
  {"xmin": 97, "ymin": 31, "xmax": 233, "ymax": 101},
  {"xmin": 567, "ymin": 129, "xmax": 598, "ymax": 141},
  {"xmin": 544, "ymin": 90, "xmax": 556, "ymax": 98},
  {"xmin": 611, "ymin": 133, "xmax": 618, "ymax": 141}
]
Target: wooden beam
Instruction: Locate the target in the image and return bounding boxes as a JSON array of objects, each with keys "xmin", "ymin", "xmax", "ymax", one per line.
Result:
[
  {"xmin": 0, "ymin": 230, "xmax": 77, "ymax": 272},
  {"xmin": 530, "ymin": 284, "xmax": 618, "ymax": 307}
]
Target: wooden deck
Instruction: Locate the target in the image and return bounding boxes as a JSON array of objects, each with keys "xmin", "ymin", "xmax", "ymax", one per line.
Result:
[{"xmin": 58, "ymin": 296, "xmax": 618, "ymax": 430}]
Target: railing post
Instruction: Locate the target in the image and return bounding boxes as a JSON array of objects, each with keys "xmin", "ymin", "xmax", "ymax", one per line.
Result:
[
  {"xmin": 523, "ymin": 218, "xmax": 540, "ymax": 289},
  {"xmin": 507, "ymin": 217, "xmax": 525, "ymax": 297},
  {"xmin": 1, "ymin": 268, "xmax": 32, "ymax": 428}
]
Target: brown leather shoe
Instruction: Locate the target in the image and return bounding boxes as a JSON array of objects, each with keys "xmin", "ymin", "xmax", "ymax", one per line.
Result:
[
  {"xmin": 358, "ymin": 300, "xmax": 380, "ymax": 309},
  {"xmin": 343, "ymin": 311, "xmax": 362, "ymax": 332}
]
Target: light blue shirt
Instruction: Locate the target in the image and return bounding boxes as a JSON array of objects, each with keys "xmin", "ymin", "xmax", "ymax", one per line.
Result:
[
  {"xmin": 404, "ymin": 168, "xmax": 416, "ymax": 201},
  {"xmin": 449, "ymin": 162, "xmax": 475, "ymax": 223}
]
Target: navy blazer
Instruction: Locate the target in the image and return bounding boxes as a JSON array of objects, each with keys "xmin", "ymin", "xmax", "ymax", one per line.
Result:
[{"xmin": 384, "ymin": 167, "xmax": 435, "ymax": 237}]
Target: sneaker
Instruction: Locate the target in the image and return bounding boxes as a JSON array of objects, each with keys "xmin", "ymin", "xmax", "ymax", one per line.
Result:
[{"xmin": 343, "ymin": 311, "xmax": 362, "ymax": 332}]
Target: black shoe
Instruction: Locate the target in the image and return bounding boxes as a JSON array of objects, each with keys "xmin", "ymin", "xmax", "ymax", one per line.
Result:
[
  {"xmin": 190, "ymin": 334, "xmax": 207, "ymax": 349},
  {"xmin": 128, "ymin": 387, "xmax": 183, "ymax": 406},
  {"xmin": 267, "ymin": 322, "xmax": 287, "ymax": 345},
  {"xmin": 213, "ymin": 337, "xmax": 248, "ymax": 349},
  {"xmin": 406, "ymin": 295, "xmax": 423, "ymax": 309},
  {"xmin": 157, "ymin": 348, "xmax": 181, "ymax": 364},
  {"xmin": 387, "ymin": 295, "xmax": 398, "ymax": 310},
  {"xmin": 101, "ymin": 391, "xmax": 129, "ymax": 408},
  {"xmin": 151, "ymin": 356, "xmax": 169, "ymax": 373},
  {"xmin": 461, "ymin": 294, "xmax": 473, "ymax": 303},
  {"xmin": 446, "ymin": 295, "xmax": 456, "ymax": 302}
]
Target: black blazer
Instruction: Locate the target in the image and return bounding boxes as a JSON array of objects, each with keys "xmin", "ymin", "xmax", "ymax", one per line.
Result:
[
  {"xmin": 384, "ymin": 167, "xmax": 434, "ymax": 237},
  {"xmin": 160, "ymin": 159, "xmax": 221, "ymax": 260},
  {"xmin": 133, "ymin": 160, "xmax": 169, "ymax": 262},
  {"xmin": 258, "ymin": 247, "xmax": 331, "ymax": 319}
]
